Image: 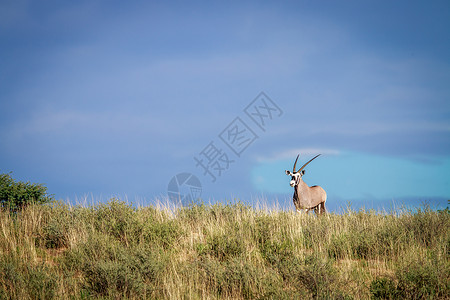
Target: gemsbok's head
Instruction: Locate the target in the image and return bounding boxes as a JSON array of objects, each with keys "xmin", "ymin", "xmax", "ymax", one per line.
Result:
[{"xmin": 285, "ymin": 154, "xmax": 320, "ymax": 187}]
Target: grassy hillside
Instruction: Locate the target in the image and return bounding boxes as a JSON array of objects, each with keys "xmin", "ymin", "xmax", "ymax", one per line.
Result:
[{"xmin": 0, "ymin": 199, "xmax": 448, "ymax": 299}]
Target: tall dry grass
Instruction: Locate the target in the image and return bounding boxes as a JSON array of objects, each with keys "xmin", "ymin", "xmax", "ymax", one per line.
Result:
[{"xmin": 0, "ymin": 199, "xmax": 448, "ymax": 299}]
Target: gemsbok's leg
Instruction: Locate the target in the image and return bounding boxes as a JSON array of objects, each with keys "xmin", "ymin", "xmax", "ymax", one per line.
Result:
[
  {"xmin": 312, "ymin": 205, "xmax": 320, "ymax": 215},
  {"xmin": 298, "ymin": 208, "xmax": 309, "ymax": 214}
]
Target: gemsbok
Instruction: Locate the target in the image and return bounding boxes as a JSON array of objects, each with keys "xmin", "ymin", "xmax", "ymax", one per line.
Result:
[{"xmin": 285, "ymin": 154, "xmax": 327, "ymax": 215}]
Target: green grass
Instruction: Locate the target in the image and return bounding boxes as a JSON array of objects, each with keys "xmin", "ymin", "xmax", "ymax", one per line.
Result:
[{"xmin": 0, "ymin": 199, "xmax": 448, "ymax": 299}]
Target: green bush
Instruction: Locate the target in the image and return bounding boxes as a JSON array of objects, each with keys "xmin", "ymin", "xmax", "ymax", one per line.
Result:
[
  {"xmin": 400, "ymin": 206, "xmax": 449, "ymax": 248},
  {"xmin": 83, "ymin": 259, "xmax": 144, "ymax": 297},
  {"xmin": 41, "ymin": 221, "xmax": 68, "ymax": 249},
  {"xmin": 191, "ymin": 256, "xmax": 284, "ymax": 299},
  {"xmin": 327, "ymin": 233, "xmax": 351, "ymax": 259},
  {"xmin": 143, "ymin": 219, "xmax": 182, "ymax": 249},
  {"xmin": 198, "ymin": 233, "xmax": 245, "ymax": 261},
  {"xmin": 296, "ymin": 255, "xmax": 347, "ymax": 299},
  {"xmin": 0, "ymin": 255, "xmax": 57, "ymax": 300},
  {"xmin": 33, "ymin": 202, "xmax": 76, "ymax": 249},
  {"xmin": 64, "ymin": 233, "xmax": 167, "ymax": 298},
  {"xmin": 93, "ymin": 198, "xmax": 137, "ymax": 240},
  {"xmin": 178, "ymin": 201, "xmax": 209, "ymax": 224},
  {"xmin": 395, "ymin": 255, "xmax": 449, "ymax": 299},
  {"xmin": 370, "ymin": 254, "xmax": 450, "ymax": 299},
  {"xmin": 0, "ymin": 172, "xmax": 53, "ymax": 211},
  {"xmin": 370, "ymin": 277, "xmax": 398, "ymax": 299}
]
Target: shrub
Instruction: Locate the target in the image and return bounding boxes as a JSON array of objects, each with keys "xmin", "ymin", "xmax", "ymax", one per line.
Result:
[
  {"xmin": 83, "ymin": 259, "xmax": 143, "ymax": 297},
  {"xmin": 400, "ymin": 207, "xmax": 449, "ymax": 248},
  {"xmin": 64, "ymin": 233, "xmax": 167, "ymax": 298},
  {"xmin": 143, "ymin": 219, "xmax": 182, "ymax": 249},
  {"xmin": 260, "ymin": 239, "xmax": 295, "ymax": 267},
  {"xmin": 222, "ymin": 258, "xmax": 282, "ymax": 299},
  {"xmin": 208, "ymin": 201, "xmax": 252, "ymax": 223},
  {"xmin": 0, "ymin": 172, "xmax": 53, "ymax": 211},
  {"xmin": 178, "ymin": 202, "xmax": 209, "ymax": 224},
  {"xmin": 296, "ymin": 255, "xmax": 344, "ymax": 298},
  {"xmin": 93, "ymin": 198, "xmax": 137, "ymax": 241},
  {"xmin": 192, "ymin": 256, "xmax": 284, "ymax": 299},
  {"xmin": 395, "ymin": 255, "xmax": 449, "ymax": 299},
  {"xmin": 352, "ymin": 230, "xmax": 375, "ymax": 259},
  {"xmin": 41, "ymin": 221, "xmax": 68, "ymax": 249},
  {"xmin": 370, "ymin": 277, "xmax": 398, "ymax": 299},
  {"xmin": 198, "ymin": 233, "xmax": 245, "ymax": 261},
  {"xmin": 370, "ymin": 254, "xmax": 449, "ymax": 299},
  {"xmin": 327, "ymin": 233, "xmax": 351, "ymax": 260},
  {"xmin": 34, "ymin": 202, "xmax": 79, "ymax": 249},
  {"xmin": 0, "ymin": 255, "xmax": 57, "ymax": 299}
]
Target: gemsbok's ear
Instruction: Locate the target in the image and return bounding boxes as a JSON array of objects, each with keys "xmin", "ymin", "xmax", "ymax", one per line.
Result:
[
  {"xmin": 285, "ymin": 170, "xmax": 291, "ymax": 175},
  {"xmin": 301, "ymin": 170, "xmax": 306, "ymax": 176}
]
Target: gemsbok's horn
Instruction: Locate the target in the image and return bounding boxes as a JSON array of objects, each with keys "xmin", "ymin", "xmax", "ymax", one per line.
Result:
[
  {"xmin": 292, "ymin": 154, "xmax": 300, "ymax": 173},
  {"xmin": 297, "ymin": 154, "xmax": 321, "ymax": 174}
]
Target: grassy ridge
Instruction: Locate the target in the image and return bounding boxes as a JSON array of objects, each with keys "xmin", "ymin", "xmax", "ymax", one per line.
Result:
[{"xmin": 0, "ymin": 199, "xmax": 448, "ymax": 299}]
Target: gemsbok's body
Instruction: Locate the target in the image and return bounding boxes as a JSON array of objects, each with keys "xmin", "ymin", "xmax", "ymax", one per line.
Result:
[{"xmin": 285, "ymin": 154, "xmax": 327, "ymax": 215}]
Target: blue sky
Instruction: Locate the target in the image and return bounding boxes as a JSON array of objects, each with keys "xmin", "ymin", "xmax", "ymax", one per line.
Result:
[{"xmin": 1, "ymin": 1, "xmax": 449, "ymax": 211}]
